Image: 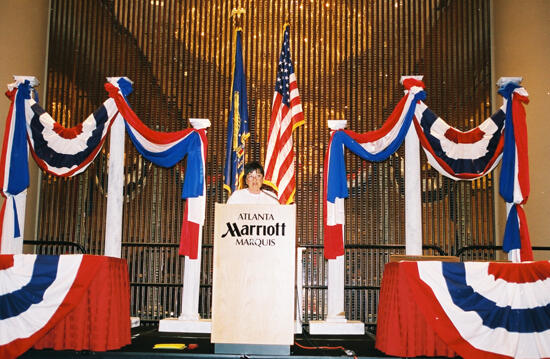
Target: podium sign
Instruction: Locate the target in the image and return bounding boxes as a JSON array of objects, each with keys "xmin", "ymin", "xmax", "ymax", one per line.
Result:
[{"xmin": 211, "ymin": 203, "xmax": 296, "ymax": 346}]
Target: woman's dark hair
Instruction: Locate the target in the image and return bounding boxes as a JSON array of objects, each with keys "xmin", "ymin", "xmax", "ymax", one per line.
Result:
[{"xmin": 244, "ymin": 161, "xmax": 264, "ymax": 177}]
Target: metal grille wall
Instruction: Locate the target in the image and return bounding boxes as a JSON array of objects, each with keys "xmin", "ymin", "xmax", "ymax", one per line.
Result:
[{"xmin": 38, "ymin": 0, "xmax": 493, "ymax": 328}]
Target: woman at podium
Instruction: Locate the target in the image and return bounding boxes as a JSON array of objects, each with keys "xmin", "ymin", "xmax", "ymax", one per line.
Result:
[{"xmin": 227, "ymin": 161, "xmax": 279, "ymax": 204}]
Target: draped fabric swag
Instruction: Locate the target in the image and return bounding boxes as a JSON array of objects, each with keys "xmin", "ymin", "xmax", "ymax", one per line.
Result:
[
  {"xmin": 0, "ymin": 77, "xmax": 207, "ymax": 259},
  {"xmin": 324, "ymin": 79, "xmax": 531, "ymax": 261}
]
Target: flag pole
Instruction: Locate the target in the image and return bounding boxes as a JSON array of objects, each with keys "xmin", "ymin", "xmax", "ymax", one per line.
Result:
[{"xmin": 223, "ymin": 8, "xmax": 250, "ymax": 197}]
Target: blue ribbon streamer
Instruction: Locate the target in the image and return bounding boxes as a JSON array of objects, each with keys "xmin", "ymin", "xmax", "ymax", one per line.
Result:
[
  {"xmin": 8, "ymin": 81, "xmax": 31, "ymax": 196},
  {"xmin": 503, "ymin": 204, "xmax": 521, "ymax": 252},
  {"xmin": 498, "ymin": 82, "xmax": 521, "ymax": 203}
]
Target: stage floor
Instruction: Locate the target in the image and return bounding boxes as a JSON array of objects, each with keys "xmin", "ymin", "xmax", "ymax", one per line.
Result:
[{"xmin": 20, "ymin": 326, "xmax": 402, "ymax": 358}]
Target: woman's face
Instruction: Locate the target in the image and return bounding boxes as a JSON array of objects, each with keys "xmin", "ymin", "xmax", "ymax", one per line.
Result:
[{"xmin": 245, "ymin": 170, "xmax": 263, "ymax": 194}]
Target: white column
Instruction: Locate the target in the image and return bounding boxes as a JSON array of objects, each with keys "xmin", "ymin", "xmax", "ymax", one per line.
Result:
[
  {"xmin": 309, "ymin": 120, "xmax": 363, "ymax": 335},
  {"xmin": 180, "ymin": 228, "xmax": 203, "ymax": 320},
  {"xmin": 159, "ymin": 118, "xmax": 211, "ymax": 333},
  {"xmin": 327, "ymin": 255, "xmax": 345, "ymax": 321},
  {"xmin": 104, "ymin": 113, "xmax": 125, "ymax": 258},
  {"xmin": 402, "ymin": 75, "xmax": 423, "ymax": 255},
  {"xmin": 295, "ymin": 246, "xmax": 305, "ymax": 333}
]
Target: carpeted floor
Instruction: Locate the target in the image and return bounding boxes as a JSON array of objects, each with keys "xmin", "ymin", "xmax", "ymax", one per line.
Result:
[{"xmin": 21, "ymin": 325, "xmax": 397, "ymax": 358}]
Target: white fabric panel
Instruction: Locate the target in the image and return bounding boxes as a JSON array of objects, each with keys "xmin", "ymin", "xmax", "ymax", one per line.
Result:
[
  {"xmin": 0, "ymin": 192, "xmax": 26, "ymax": 255},
  {"xmin": 125, "ymin": 122, "xmax": 189, "ymax": 152},
  {"xmin": 0, "ymin": 254, "xmax": 36, "ymax": 295}
]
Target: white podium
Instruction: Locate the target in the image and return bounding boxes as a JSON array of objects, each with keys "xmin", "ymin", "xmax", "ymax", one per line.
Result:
[{"xmin": 211, "ymin": 203, "xmax": 296, "ymax": 355}]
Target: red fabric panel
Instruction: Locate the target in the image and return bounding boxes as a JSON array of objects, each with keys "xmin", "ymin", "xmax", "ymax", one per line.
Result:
[
  {"xmin": 32, "ymin": 256, "xmax": 131, "ymax": 352},
  {"xmin": 0, "ymin": 91, "xmax": 16, "ymax": 191},
  {"xmin": 52, "ymin": 122, "xmax": 83, "ymax": 139},
  {"xmin": 0, "ymin": 254, "xmax": 13, "ymax": 270},
  {"xmin": 402, "ymin": 78, "xmax": 425, "ymax": 90},
  {"xmin": 0, "ymin": 199, "xmax": 6, "ymax": 252},
  {"xmin": 488, "ymin": 261, "xmax": 550, "ymax": 283},
  {"xmin": 323, "ymin": 224, "xmax": 343, "ymax": 259},
  {"xmin": 105, "ymin": 83, "xmax": 194, "ymax": 144},
  {"xmin": 343, "ymin": 93, "xmax": 407, "ymax": 143},
  {"xmin": 179, "ymin": 201, "xmax": 200, "ymax": 259},
  {"xmin": 443, "ymin": 127, "xmax": 484, "ymax": 144},
  {"xmin": 376, "ymin": 262, "xmax": 457, "ymax": 357}
]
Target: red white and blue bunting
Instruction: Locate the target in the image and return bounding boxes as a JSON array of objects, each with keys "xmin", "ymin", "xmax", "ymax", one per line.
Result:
[
  {"xmin": 324, "ymin": 78, "xmax": 426, "ymax": 259},
  {"xmin": 412, "ymin": 102, "xmax": 505, "ymax": 181},
  {"xmin": 324, "ymin": 78, "xmax": 532, "ymax": 261},
  {"xmin": 105, "ymin": 78, "xmax": 207, "ymax": 259},
  {"xmin": 0, "ymin": 77, "xmax": 207, "ymax": 259},
  {"xmin": 1, "ymin": 79, "xmax": 43, "ymax": 253},
  {"xmin": 404, "ymin": 260, "xmax": 550, "ymax": 358},
  {"xmin": 412, "ymin": 82, "xmax": 531, "ymax": 261},
  {"xmin": 0, "ymin": 254, "xmax": 101, "ymax": 359}
]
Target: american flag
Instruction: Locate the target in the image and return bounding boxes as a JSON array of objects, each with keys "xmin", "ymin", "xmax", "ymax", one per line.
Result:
[{"xmin": 264, "ymin": 24, "xmax": 304, "ymax": 204}]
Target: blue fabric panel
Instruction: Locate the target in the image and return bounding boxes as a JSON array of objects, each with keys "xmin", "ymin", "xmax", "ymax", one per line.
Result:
[
  {"xmin": 498, "ymin": 82, "xmax": 521, "ymax": 203},
  {"xmin": 124, "ymin": 125, "xmax": 203, "ymax": 198},
  {"xmin": 7, "ymin": 82, "xmax": 31, "ymax": 195}
]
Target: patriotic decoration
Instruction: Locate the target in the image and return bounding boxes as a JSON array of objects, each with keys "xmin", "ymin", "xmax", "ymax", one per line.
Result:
[
  {"xmin": 0, "ymin": 254, "xmax": 103, "ymax": 359},
  {"xmin": 106, "ymin": 78, "xmax": 208, "ymax": 259},
  {"xmin": 263, "ymin": 24, "xmax": 304, "ymax": 204},
  {"xmin": 402, "ymin": 260, "xmax": 550, "ymax": 359},
  {"xmin": 324, "ymin": 77, "xmax": 532, "ymax": 261},
  {"xmin": 324, "ymin": 79, "xmax": 425, "ymax": 259},
  {"xmin": 0, "ymin": 77, "xmax": 207, "ymax": 259},
  {"xmin": 223, "ymin": 28, "xmax": 249, "ymax": 195},
  {"xmin": 412, "ymin": 102, "xmax": 505, "ymax": 181},
  {"xmin": 498, "ymin": 83, "xmax": 531, "ymax": 262},
  {"xmin": 27, "ymin": 96, "xmax": 119, "ymax": 177},
  {"xmin": 412, "ymin": 81, "xmax": 531, "ymax": 261},
  {"xmin": 0, "ymin": 79, "xmax": 36, "ymax": 254}
]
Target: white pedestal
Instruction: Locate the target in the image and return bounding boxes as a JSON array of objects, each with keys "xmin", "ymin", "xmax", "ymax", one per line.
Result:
[
  {"xmin": 308, "ymin": 320, "xmax": 365, "ymax": 335},
  {"xmin": 294, "ymin": 320, "xmax": 302, "ymax": 334},
  {"xmin": 312, "ymin": 256, "xmax": 364, "ymax": 335},
  {"xmin": 158, "ymin": 318, "xmax": 212, "ymax": 333},
  {"xmin": 130, "ymin": 316, "xmax": 140, "ymax": 328}
]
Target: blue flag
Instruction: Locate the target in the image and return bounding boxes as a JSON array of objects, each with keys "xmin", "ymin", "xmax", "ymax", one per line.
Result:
[{"xmin": 224, "ymin": 28, "xmax": 249, "ymax": 194}]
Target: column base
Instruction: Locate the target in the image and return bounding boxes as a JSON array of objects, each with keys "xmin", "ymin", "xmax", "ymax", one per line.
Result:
[
  {"xmin": 308, "ymin": 320, "xmax": 365, "ymax": 335},
  {"xmin": 294, "ymin": 320, "xmax": 302, "ymax": 334},
  {"xmin": 130, "ymin": 316, "xmax": 140, "ymax": 328},
  {"xmin": 158, "ymin": 318, "xmax": 211, "ymax": 333}
]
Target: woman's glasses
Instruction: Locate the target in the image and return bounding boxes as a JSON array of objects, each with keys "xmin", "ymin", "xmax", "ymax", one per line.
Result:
[{"xmin": 246, "ymin": 172, "xmax": 263, "ymax": 180}]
